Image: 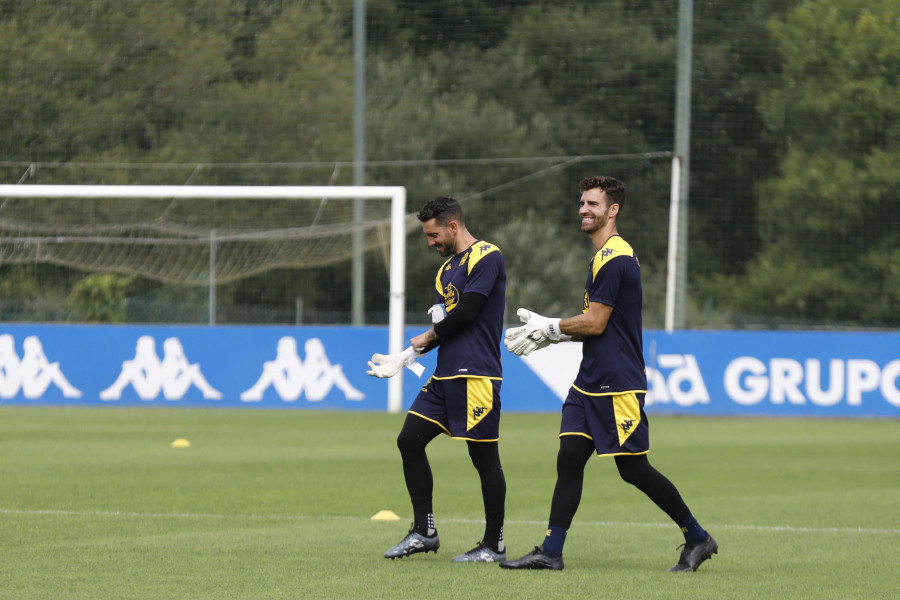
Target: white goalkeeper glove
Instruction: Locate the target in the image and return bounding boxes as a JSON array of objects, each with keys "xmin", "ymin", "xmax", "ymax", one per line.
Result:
[
  {"xmin": 504, "ymin": 308, "xmax": 572, "ymax": 356},
  {"xmin": 428, "ymin": 303, "xmax": 447, "ymax": 324},
  {"xmin": 366, "ymin": 346, "xmax": 426, "ymax": 378},
  {"xmin": 504, "ymin": 324, "xmax": 546, "ymax": 356}
]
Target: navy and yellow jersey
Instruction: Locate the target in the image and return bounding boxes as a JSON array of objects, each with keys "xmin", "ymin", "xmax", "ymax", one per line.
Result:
[
  {"xmin": 572, "ymin": 235, "xmax": 647, "ymax": 395},
  {"xmin": 432, "ymin": 241, "xmax": 506, "ymax": 379}
]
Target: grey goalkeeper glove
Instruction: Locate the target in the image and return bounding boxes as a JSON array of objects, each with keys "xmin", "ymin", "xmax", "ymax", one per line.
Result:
[
  {"xmin": 504, "ymin": 308, "xmax": 572, "ymax": 357},
  {"xmin": 366, "ymin": 346, "xmax": 426, "ymax": 378}
]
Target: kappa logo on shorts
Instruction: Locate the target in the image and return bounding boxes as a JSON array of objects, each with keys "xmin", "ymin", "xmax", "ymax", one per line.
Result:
[
  {"xmin": 620, "ymin": 418, "xmax": 635, "ymax": 433},
  {"xmin": 472, "ymin": 406, "xmax": 486, "ymax": 419}
]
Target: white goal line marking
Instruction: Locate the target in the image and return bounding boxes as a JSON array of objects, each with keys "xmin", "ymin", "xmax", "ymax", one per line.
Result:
[{"xmin": 1, "ymin": 507, "xmax": 898, "ymax": 536}]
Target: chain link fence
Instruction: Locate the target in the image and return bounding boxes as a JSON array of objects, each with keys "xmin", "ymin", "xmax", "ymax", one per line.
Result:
[{"xmin": 1, "ymin": 1, "xmax": 897, "ymax": 329}]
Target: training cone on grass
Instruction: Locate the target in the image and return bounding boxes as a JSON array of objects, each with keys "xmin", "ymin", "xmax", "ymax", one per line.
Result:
[
  {"xmin": 371, "ymin": 510, "xmax": 400, "ymax": 521},
  {"xmin": 171, "ymin": 438, "xmax": 191, "ymax": 448}
]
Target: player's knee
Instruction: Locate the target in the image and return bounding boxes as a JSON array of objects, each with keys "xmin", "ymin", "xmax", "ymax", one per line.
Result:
[
  {"xmin": 467, "ymin": 442, "xmax": 501, "ymax": 471},
  {"xmin": 556, "ymin": 438, "xmax": 591, "ymax": 477},
  {"xmin": 396, "ymin": 428, "xmax": 427, "ymax": 456},
  {"xmin": 615, "ymin": 454, "xmax": 650, "ymax": 486},
  {"xmin": 396, "ymin": 430, "xmax": 414, "ymax": 454}
]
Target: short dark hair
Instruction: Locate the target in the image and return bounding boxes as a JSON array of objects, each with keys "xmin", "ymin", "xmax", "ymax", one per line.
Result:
[
  {"xmin": 417, "ymin": 196, "xmax": 464, "ymax": 226},
  {"xmin": 580, "ymin": 176, "xmax": 626, "ymax": 210}
]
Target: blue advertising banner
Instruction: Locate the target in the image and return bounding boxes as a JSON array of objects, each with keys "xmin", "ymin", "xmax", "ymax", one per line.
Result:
[
  {"xmin": 505, "ymin": 329, "xmax": 900, "ymax": 418},
  {"xmin": 0, "ymin": 324, "xmax": 427, "ymax": 411},
  {"xmin": 0, "ymin": 324, "xmax": 897, "ymax": 417}
]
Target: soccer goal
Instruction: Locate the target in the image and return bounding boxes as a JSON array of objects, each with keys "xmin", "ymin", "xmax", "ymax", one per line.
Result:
[{"xmin": 0, "ymin": 184, "xmax": 410, "ymax": 412}]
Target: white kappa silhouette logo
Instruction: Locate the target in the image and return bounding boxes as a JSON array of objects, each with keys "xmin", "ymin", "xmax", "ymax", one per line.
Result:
[
  {"xmin": 0, "ymin": 334, "xmax": 82, "ymax": 399},
  {"xmin": 100, "ymin": 336, "xmax": 222, "ymax": 401},
  {"xmin": 241, "ymin": 336, "xmax": 364, "ymax": 402}
]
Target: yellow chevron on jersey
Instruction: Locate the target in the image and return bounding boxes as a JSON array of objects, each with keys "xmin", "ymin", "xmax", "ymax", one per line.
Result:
[
  {"xmin": 434, "ymin": 257, "xmax": 454, "ymax": 296},
  {"xmin": 466, "ymin": 242, "xmax": 500, "ymax": 275},
  {"xmin": 591, "ymin": 236, "xmax": 637, "ymax": 280},
  {"xmin": 433, "ymin": 242, "xmax": 501, "ymax": 312}
]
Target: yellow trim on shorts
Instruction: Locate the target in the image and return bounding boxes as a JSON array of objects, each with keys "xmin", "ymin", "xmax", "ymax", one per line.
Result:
[
  {"xmin": 558, "ymin": 431, "xmax": 649, "ymax": 457},
  {"xmin": 408, "ymin": 410, "xmax": 451, "ymax": 436},
  {"xmin": 429, "ymin": 374, "xmax": 502, "ymax": 381},
  {"xmin": 560, "ymin": 431, "xmax": 593, "ymax": 441},
  {"xmin": 571, "ymin": 384, "xmax": 647, "ymax": 396},
  {"xmin": 407, "ymin": 410, "xmax": 499, "ymax": 443},
  {"xmin": 596, "ymin": 449, "xmax": 650, "ymax": 457}
]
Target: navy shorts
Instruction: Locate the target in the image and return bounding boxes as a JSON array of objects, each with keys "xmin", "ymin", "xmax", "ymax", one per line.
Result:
[
  {"xmin": 559, "ymin": 386, "xmax": 649, "ymax": 456},
  {"xmin": 409, "ymin": 376, "xmax": 501, "ymax": 441}
]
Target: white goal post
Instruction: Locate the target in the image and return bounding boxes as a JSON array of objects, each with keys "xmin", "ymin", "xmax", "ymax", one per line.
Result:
[{"xmin": 0, "ymin": 184, "xmax": 409, "ymax": 413}]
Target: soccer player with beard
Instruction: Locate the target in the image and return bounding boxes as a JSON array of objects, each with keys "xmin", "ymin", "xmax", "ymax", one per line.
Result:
[
  {"xmin": 382, "ymin": 196, "xmax": 508, "ymax": 563},
  {"xmin": 500, "ymin": 176, "xmax": 717, "ymax": 572}
]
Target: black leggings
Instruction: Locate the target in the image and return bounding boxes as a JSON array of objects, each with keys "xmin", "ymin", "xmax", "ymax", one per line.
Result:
[
  {"xmin": 548, "ymin": 435, "xmax": 691, "ymax": 529},
  {"xmin": 396, "ymin": 414, "xmax": 506, "ymax": 537}
]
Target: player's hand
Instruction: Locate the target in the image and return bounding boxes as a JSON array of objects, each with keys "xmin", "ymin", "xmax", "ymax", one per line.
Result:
[
  {"xmin": 504, "ymin": 323, "xmax": 547, "ymax": 356},
  {"xmin": 504, "ymin": 308, "xmax": 559, "ymax": 356},
  {"xmin": 367, "ymin": 347, "xmax": 425, "ymax": 378},
  {"xmin": 506, "ymin": 308, "xmax": 572, "ymax": 356},
  {"xmin": 366, "ymin": 351, "xmax": 407, "ymax": 378},
  {"xmin": 518, "ymin": 308, "xmax": 572, "ymax": 343}
]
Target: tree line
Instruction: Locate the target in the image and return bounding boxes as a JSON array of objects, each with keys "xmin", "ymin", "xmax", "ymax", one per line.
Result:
[{"xmin": 0, "ymin": 0, "xmax": 897, "ymax": 328}]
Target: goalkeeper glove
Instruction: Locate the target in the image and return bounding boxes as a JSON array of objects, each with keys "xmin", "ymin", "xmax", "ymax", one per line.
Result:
[
  {"xmin": 518, "ymin": 308, "xmax": 572, "ymax": 343},
  {"xmin": 504, "ymin": 308, "xmax": 572, "ymax": 357},
  {"xmin": 504, "ymin": 324, "xmax": 546, "ymax": 356},
  {"xmin": 366, "ymin": 346, "xmax": 426, "ymax": 378},
  {"xmin": 427, "ymin": 303, "xmax": 447, "ymax": 324}
]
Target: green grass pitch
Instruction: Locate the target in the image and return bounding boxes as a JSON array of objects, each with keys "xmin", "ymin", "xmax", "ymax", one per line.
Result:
[{"xmin": 0, "ymin": 406, "xmax": 897, "ymax": 599}]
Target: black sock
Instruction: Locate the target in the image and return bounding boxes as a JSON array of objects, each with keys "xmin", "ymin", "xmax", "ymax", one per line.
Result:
[
  {"xmin": 468, "ymin": 440, "xmax": 506, "ymax": 552},
  {"xmin": 413, "ymin": 512, "xmax": 436, "ymax": 537},
  {"xmin": 397, "ymin": 415, "xmax": 442, "ymax": 538},
  {"xmin": 679, "ymin": 513, "xmax": 708, "ymax": 544}
]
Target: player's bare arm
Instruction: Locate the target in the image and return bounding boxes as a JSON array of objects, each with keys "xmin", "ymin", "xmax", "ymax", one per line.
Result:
[
  {"xmin": 410, "ymin": 328, "xmax": 438, "ymax": 351},
  {"xmin": 559, "ymin": 302, "xmax": 613, "ymax": 340}
]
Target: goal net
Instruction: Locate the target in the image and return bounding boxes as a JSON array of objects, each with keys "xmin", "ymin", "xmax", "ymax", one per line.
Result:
[
  {"xmin": 0, "ymin": 184, "xmax": 408, "ymax": 285},
  {"xmin": 0, "ymin": 184, "xmax": 410, "ymax": 411}
]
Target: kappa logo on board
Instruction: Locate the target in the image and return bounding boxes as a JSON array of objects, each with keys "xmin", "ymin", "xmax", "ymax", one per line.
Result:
[
  {"xmin": 100, "ymin": 336, "xmax": 221, "ymax": 401},
  {"xmin": 241, "ymin": 337, "xmax": 364, "ymax": 403},
  {"xmin": 0, "ymin": 334, "xmax": 81, "ymax": 399}
]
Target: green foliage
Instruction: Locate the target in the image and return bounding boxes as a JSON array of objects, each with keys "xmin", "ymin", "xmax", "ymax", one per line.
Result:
[
  {"xmin": 1, "ymin": 0, "xmax": 894, "ymax": 327},
  {"xmin": 709, "ymin": 0, "xmax": 900, "ymax": 326},
  {"xmin": 764, "ymin": 0, "xmax": 900, "ymax": 155},
  {"xmin": 0, "ymin": 265, "xmax": 78, "ymax": 321},
  {"xmin": 371, "ymin": 0, "xmax": 536, "ymax": 54},
  {"xmin": 69, "ymin": 272, "xmax": 132, "ymax": 323},
  {"xmin": 361, "ymin": 3, "xmax": 681, "ymax": 318}
]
